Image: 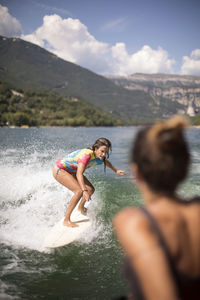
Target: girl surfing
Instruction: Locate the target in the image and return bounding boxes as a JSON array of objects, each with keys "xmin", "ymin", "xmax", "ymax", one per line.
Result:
[{"xmin": 53, "ymin": 138, "xmax": 126, "ymax": 227}]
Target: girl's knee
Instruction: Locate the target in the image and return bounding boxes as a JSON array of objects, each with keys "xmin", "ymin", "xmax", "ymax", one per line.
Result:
[{"xmin": 74, "ymin": 188, "xmax": 83, "ymax": 198}]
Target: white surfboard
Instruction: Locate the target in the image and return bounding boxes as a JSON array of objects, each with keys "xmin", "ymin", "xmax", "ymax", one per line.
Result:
[{"xmin": 43, "ymin": 210, "xmax": 91, "ymax": 248}]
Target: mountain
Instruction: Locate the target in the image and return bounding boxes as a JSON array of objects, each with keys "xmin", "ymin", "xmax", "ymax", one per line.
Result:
[
  {"xmin": 0, "ymin": 36, "xmax": 190, "ymax": 124},
  {"xmin": 106, "ymin": 73, "xmax": 200, "ymax": 117}
]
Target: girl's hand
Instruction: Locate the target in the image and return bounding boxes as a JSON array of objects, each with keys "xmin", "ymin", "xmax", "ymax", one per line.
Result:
[
  {"xmin": 83, "ymin": 190, "xmax": 91, "ymax": 201},
  {"xmin": 116, "ymin": 170, "xmax": 127, "ymax": 175}
]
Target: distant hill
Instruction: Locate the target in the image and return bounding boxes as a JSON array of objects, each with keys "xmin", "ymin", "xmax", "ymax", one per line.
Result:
[
  {"xmin": 0, "ymin": 36, "xmax": 188, "ymax": 124},
  {"xmin": 106, "ymin": 73, "xmax": 200, "ymax": 117}
]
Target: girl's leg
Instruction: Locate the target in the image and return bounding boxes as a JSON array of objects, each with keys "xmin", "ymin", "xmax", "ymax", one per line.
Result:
[
  {"xmin": 78, "ymin": 175, "xmax": 95, "ymax": 214},
  {"xmin": 53, "ymin": 167, "xmax": 83, "ymax": 227}
]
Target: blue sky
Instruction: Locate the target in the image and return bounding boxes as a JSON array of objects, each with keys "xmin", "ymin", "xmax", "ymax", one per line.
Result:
[{"xmin": 0, "ymin": 0, "xmax": 200, "ymax": 75}]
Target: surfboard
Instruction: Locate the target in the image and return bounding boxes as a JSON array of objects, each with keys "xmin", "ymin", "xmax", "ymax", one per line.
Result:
[{"xmin": 43, "ymin": 210, "xmax": 91, "ymax": 248}]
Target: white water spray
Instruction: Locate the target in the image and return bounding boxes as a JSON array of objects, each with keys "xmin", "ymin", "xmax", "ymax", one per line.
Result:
[{"xmin": 0, "ymin": 149, "xmax": 105, "ymax": 252}]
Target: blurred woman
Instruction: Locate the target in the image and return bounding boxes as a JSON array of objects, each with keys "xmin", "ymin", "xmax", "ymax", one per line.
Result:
[{"xmin": 114, "ymin": 116, "xmax": 200, "ymax": 300}]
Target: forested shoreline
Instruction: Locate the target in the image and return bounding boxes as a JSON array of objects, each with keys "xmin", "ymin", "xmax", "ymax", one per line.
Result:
[
  {"xmin": 1, "ymin": 81, "xmax": 200, "ymax": 127},
  {"xmin": 0, "ymin": 82, "xmax": 121, "ymax": 127}
]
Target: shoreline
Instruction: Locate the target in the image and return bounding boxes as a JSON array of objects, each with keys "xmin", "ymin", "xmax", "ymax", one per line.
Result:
[
  {"xmin": 1, "ymin": 125, "xmax": 200, "ymax": 129},
  {"xmin": 1, "ymin": 125, "xmax": 140, "ymax": 129}
]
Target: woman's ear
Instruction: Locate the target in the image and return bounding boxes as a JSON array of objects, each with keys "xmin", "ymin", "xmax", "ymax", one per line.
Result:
[{"xmin": 131, "ymin": 163, "xmax": 141, "ymax": 181}]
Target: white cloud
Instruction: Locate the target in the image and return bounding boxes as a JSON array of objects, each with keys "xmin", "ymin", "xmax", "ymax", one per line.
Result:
[
  {"xmin": 180, "ymin": 49, "xmax": 200, "ymax": 76},
  {"xmin": 111, "ymin": 43, "xmax": 175, "ymax": 75},
  {"xmin": 21, "ymin": 14, "xmax": 110, "ymax": 74},
  {"xmin": 0, "ymin": 5, "xmax": 22, "ymax": 37},
  {"xmin": 21, "ymin": 14, "xmax": 176, "ymax": 75}
]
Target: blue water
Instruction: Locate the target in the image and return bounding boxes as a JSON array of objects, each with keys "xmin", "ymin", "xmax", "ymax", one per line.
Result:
[{"xmin": 0, "ymin": 126, "xmax": 200, "ymax": 299}]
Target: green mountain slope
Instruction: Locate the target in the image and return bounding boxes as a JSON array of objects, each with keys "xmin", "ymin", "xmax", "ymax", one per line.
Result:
[
  {"xmin": 0, "ymin": 81, "xmax": 120, "ymax": 127},
  {"xmin": 0, "ymin": 36, "xmax": 185, "ymax": 124}
]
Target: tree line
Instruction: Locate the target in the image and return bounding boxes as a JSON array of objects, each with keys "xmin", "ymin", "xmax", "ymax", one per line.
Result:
[{"xmin": 0, "ymin": 82, "xmax": 121, "ymax": 127}]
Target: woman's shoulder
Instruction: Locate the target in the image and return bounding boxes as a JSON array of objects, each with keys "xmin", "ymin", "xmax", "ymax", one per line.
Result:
[
  {"xmin": 114, "ymin": 207, "xmax": 153, "ymax": 236},
  {"xmin": 113, "ymin": 207, "xmax": 160, "ymax": 255}
]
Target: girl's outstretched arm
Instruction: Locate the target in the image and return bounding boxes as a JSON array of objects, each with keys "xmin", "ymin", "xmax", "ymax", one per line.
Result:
[{"xmin": 105, "ymin": 160, "xmax": 126, "ymax": 175}]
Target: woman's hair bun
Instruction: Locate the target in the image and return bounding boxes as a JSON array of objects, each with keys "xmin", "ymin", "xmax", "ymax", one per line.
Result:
[
  {"xmin": 132, "ymin": 115, "xmax": 190, "ymax": 193},
  {"xmin": 148, "ymin": 115, "xmax": 189, "ymax": 151}
]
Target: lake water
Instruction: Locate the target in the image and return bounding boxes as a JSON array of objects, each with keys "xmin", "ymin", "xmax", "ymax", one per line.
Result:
[{"xmin": 1, "ymin": 126, "xmax": 200, "ymax": 300}]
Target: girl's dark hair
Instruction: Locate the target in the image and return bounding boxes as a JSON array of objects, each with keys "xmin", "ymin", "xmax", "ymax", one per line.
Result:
[
  {"xmin": 90, "ymin": 137, "xmax": 112, "ymax": 171},
  {"xmin": 131, "ymin": 116, "xmax": 190, "ymax": 194}
]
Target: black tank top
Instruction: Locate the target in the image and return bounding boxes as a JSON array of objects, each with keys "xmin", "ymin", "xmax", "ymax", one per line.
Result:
[{"xmin": 123, "ymin": 201, "xmax": 200, "ymax": 300}]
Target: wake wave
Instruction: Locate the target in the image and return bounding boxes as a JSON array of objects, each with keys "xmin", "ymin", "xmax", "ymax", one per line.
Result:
[{"xmin": 0, "ymin": 150, "xmax": 108, "ymax": 252}]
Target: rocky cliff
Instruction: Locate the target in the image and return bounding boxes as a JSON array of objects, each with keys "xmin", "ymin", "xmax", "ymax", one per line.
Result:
[{"xmin": 107, "ymin": 74, "xmax": 200, "ymax": 116}]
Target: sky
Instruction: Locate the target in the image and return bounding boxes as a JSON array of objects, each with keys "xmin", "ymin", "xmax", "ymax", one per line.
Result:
[{"xmin": 0, "ymin": 0, "xmax": 200, "ymax": 76}]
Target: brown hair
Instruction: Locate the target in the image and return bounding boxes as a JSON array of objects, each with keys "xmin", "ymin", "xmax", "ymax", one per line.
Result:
[
  {"xmin": 91, "ymin": 137, "xmax": 112, "ymax": 157},
  {"xmin": 90, "ymin": 137, "xmax": 112, "ymax": 171},
  {"xmin": 131, "ymin": 116, "xmax": 190, "ymax": 194}
]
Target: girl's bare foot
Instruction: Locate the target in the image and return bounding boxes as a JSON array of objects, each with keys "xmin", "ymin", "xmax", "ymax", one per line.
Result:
[{"xmin": 63, "ymin": 219, "xmax": 79, "ymax": 227}]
